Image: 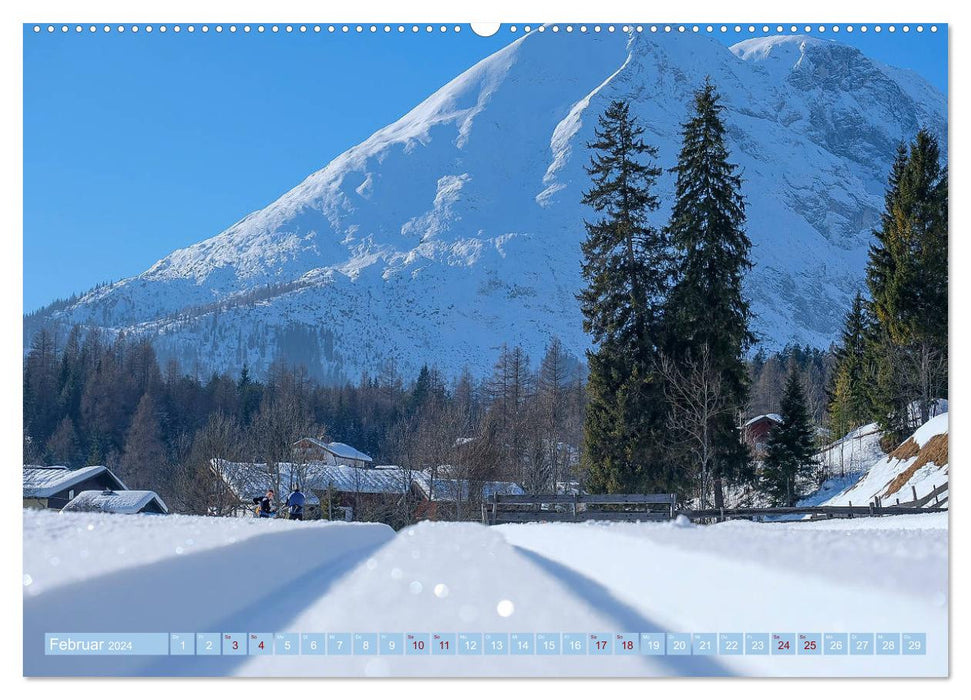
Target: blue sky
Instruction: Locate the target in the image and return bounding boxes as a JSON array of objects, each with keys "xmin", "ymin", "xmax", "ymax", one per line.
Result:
[{"xmin": 23, "ymin": 24, "xmax": 947, "ymax": 312}]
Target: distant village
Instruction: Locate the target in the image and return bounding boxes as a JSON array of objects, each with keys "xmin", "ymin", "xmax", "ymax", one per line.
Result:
[{"xmin": 23, "ymin": 419, "xmax": 783, "ymax": 523}]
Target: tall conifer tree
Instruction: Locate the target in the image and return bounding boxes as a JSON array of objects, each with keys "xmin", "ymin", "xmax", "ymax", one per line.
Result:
[
  {"xmin": 664, "ymin": 79, "xmax": 754, "ymax": 506},
  {"xmin": 866, "ymin": 130, "xmax": 948, "ymax": 433},
  {"xmin": 761, "ymin": 365, "xmax": 817, "ymax": 506},
  {"xmin": 579, "ymin": 100, "xmax": 671, "ymax": 493}
]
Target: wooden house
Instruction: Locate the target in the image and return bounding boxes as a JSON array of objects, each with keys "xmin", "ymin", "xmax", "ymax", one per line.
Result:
[
  {"xmin": 291, "ymin": 438, "xmax": 374, "ymax": 468},
  {"xmin": 62, "ymin": 489, "xmax": 169, "ymax": 515},
  {"xmin": 743, "ymin": 414, "xmax": 783, "ymax": 457},
  {"xmin": 23, "ymin": 465, "xmax": 128, "ymax": 510}
]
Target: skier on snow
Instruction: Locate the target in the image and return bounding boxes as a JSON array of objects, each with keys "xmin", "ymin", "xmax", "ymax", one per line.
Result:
[
  {"xmin": 253, "ymin": 488, "xmax": 276, "ymax": 518},
  {"xmin": 287, "ymin": 485, "xmax": 306, "ymax": 521}
]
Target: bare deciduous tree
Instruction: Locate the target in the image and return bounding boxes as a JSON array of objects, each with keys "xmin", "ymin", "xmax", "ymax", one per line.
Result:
[{"xmin": 658, "ymin": 345, "xmax": 732, "ymax": 508}]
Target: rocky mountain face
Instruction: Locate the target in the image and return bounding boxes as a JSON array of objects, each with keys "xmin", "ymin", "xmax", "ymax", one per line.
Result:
[{"xmin": 26, "ymin": 31, "xmax": 947, "ymax": 382}]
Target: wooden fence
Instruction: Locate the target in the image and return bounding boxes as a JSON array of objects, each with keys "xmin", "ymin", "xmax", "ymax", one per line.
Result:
[
  {"xmin": 481, "ymin": 493, "xmax": 675, "ymax": 525},
  {"xmin": 481, "ymin": 486, "xmax": 947, "ymax": 525},
  {"xmin": 677, "ymin": 503, "xmax": 947, "ymax": 523}
]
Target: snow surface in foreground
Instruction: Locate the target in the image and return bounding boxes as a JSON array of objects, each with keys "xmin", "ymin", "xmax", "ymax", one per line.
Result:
[{"xmin": 24, "ymin": 511, "xmax": 947, "ymax": 677}]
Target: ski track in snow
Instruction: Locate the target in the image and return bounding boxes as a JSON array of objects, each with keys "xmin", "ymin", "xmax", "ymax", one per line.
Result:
[{"xmin": 24, "ymin": 511, "xmax": 947, "ymax": 677}]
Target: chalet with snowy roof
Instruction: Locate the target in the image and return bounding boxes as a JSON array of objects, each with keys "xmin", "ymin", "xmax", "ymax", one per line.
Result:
[
  {"xmin": 743, "ymin": 413, "xmax": 782, "ymax": 456},
  {"xmin": 212, "ymin": 459, "xmax": 421, "ymax": 522},
  {"xmin": 23, "ymin": 465, "xmax": 127, "ymax": 510},
  {"xmin": 292, "ymin": 438, "xmax": 373, "ymax": 468},
  {"xmin": 62, "ymin": 489, "xmax": 169, "ymax": 515},
  {"xmin": 210, "ymin": 459, "xmax": 524, "ymax": 525}
]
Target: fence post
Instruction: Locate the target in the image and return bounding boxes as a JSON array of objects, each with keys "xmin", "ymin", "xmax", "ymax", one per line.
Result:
[
  {"xmin": 571, "ymin": 494, "xmax": 578, "ymax": 522},
  {"xmin": 912, "ymin": 485, "xmax": 918, "ymax": 503}
]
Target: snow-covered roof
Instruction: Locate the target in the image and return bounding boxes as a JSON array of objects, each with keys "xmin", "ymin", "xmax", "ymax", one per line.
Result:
[
  {"xmin": 326, "ymin": 442, "xmax": 373, "ymax": 462},
  {"xmin": 744, "ymin": 413, "xmax": 783, "ymax": 427},
  {"xmin": 296, "ymin": 438, "xmax": 373, "ymax": 463},
  {"xmin": 23, "ymin": 465, "xmax": 127, "ymax": 498},
  {"xmin": 416, "ymin": 474, "xmax": 525, "ymax": 502},
  {"xmin": 61, "ymin": 490, "xmax": 169, "ymax": 515},
  {"xmin": 214, "ymin": 460, "xmax": 523, "ymax": 502},
  {"xmin": 215, "ymin": 461, "xmax": 411, "ymax": 500}
]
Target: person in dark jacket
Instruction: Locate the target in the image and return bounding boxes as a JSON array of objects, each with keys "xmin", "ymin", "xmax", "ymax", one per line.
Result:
[
  {"xmin": 253, "ymin": 489, "xmax": 276, "ymax": 518},
  {"xmin": 287, "ymin": 485, "xmax": 306, "ymax": 521}
]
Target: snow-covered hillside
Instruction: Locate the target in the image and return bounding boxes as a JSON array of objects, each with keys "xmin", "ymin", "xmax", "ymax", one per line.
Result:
[
  {"xmin": 26, "ymin": 31, "xmax": 947, "ymax": 381},
  {"xmin": 24, "ymin": 510, "xmax": 946, "ymax": 677},
  {"xmin": 803, "ymin": 413, "xmax": 949, "ymax": 508},
  {"xmin": 823, "ymin": 414, "xmax": 949, "ymax": 507}
]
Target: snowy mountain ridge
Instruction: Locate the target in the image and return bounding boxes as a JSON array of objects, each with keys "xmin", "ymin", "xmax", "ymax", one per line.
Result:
[{"xmin": 26, "ymin": 31, "xmax": 947, "ymax": 381}]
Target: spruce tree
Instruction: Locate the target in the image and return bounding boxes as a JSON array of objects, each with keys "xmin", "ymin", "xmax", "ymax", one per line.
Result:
[
  {"xmin": 866, "ymin": 130, "xmax": 948, "ymax": 432},
  {"xmin": 761, "ymin": 365, "xmax": 817, "ymax": 506},
  {"xmin": 827, "ymin": 291, "xmax": 875, "ymax": 434},
  {"xmin": 664, "ymin": 79, "xmax": 754, "ymax": 506},
  {"xmin": 579, "ymin": 100, "xmax": 670, "ymax": 493}
]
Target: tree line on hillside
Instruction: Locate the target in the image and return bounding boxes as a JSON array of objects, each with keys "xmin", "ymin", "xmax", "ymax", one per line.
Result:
[
  {"xmin": 576, "ymin": 82, "xmax": 946, "ymax": 508},
  {"xmin": 23, "ymin": 328, "xmax": 589, "ymax": 515},
  {"xmin": 24, "ymin": 319, "xmax": 845, "ymax": 515},
  {"xmin": 827, "ymin": 131, "xmax": 948, "ymax": 451}
]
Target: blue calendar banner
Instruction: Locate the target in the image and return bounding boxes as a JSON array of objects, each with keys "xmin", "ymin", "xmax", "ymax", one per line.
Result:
[{"xmin": 39, "ymin": 630, "xmax": 933, "ymax": 659}]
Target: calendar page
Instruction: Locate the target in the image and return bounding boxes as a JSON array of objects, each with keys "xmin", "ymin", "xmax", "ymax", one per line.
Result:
[{"xmin": 21, "ymin": 18, "xmax": 948, "ymax": 679}]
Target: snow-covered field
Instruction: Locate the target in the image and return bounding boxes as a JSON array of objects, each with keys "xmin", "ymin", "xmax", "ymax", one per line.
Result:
[{"xmin": 24, "ymin": 509, "xmax": 947, "ymax": 677}]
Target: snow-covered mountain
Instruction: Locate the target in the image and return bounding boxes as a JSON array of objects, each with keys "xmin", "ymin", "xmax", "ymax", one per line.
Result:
[{"xmin": 26, "ymin": 31, "xmax": 947, "ymax": 381}]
